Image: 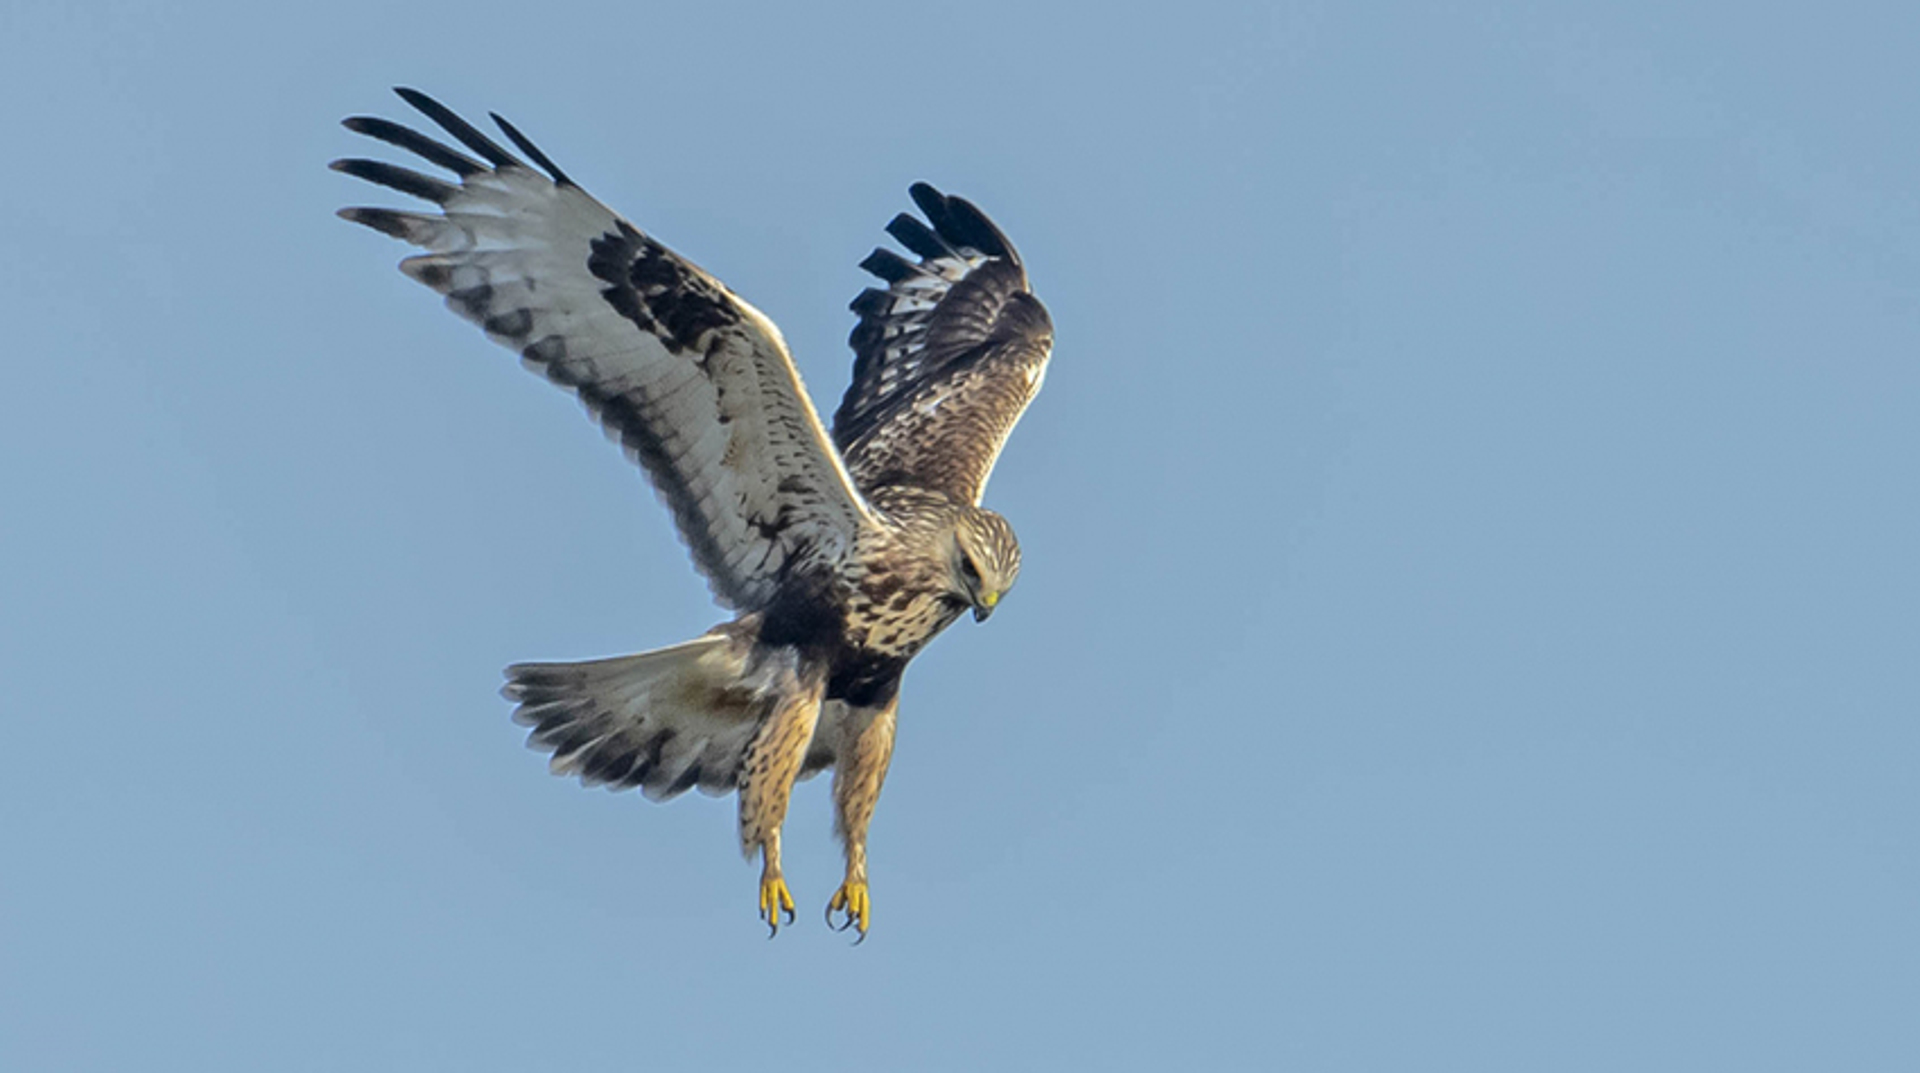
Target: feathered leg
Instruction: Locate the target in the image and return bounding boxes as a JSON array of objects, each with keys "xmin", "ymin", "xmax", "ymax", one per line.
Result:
[
  {"xmin": 738, "ymin": 662, "xmax": 826, "ymax": 936},
  {"xmin": 827, "ymin": 694, "xmax": 899, "ymax": 939}
]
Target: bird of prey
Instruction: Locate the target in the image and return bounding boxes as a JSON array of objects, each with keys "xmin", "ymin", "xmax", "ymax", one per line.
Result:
[{"xmin": 333, "ymin": 89, "xmax": 1052, "ymax": 937}]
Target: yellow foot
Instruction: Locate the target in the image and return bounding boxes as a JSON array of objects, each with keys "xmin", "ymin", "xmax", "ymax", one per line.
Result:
[
  {"xmin": 826, "ymin": 881, "xmax": 871, "ymax": 940},
  {"xmin": 759, "ymin": 875, "xmax": 796, "ymax": 937}
]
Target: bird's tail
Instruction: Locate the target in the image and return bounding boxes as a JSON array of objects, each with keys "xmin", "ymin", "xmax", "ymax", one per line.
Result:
[{"xmin": 503, "ymin": 628, "xmax": 797, "ymax": 801}]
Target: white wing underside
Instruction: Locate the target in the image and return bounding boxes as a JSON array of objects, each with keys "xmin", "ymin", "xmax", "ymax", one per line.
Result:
[{"xmin": 336, "ymin": 120, "xmax": 873, "ymax": 611}]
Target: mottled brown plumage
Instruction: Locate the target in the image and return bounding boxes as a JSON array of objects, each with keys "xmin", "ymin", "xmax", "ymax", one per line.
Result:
[
  {"xmin": 336, "ymin": 89, "xmax": 1051, "ymax": 937},
  {"xmin": 838, "ymin": 185, "xmax": 1054, "ymax": 504}
]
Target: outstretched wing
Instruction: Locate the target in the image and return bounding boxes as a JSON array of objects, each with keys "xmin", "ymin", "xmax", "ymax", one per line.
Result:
[
  {"xmin": 334, "ymin": 89, "xmax": 873, "ymax": 611},
  {"xmin": 834, "ymin": 183, "xmax": 1053, "ymax": 505}
]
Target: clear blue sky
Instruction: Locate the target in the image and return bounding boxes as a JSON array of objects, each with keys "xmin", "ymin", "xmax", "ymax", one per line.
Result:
[{"xmin": 3, "ymin": 1, "xmax": 1915, "ymax": 1069}]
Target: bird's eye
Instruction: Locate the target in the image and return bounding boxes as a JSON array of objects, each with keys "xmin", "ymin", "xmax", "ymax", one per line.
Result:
[{"xmin": 960, "ymin": 556, "xmax": 981, "ymax": 581}]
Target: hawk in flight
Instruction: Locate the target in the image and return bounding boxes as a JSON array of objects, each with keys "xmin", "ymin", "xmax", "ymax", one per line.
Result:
[{"xmin": 334, "ymin": 89, "xmax": 1053, "ymax": 937}]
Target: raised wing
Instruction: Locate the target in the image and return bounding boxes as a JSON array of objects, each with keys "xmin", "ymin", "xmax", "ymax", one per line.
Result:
[
  {"xmin": 834, "ymin": 183, "xmax": 1053, "ymax": 505},
  {"xmin": 334, "ymin": 89, "xmax": 873, "ymax": 611}
]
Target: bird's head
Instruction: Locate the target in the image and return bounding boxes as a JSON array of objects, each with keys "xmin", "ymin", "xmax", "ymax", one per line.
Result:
[{"xmin": 950, "ymin": 507, "xmax": 1021, "ymax": 622}]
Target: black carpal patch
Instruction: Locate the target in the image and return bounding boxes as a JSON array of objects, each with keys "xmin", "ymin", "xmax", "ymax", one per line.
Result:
[
  {"xmin": 586, "ymin": 222, "xmax": 738, "ymax": 353},
  {"xmin": 647, "ymin": 284, "xmax": 737, "ymax": 355},
  {"xmin": 587, "ymin": 223, "xmax": 642, "ymax": 285},
  {"xmin": 599, "ymin": 285, "xmax": 657, "ymax": 334},
  {"xmin": 630, "ymin": 247, "xmax": 683, "ymax": 292}
]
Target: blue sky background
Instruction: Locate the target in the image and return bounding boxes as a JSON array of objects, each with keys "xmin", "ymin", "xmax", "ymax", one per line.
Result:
[{"xmin": 3, "ymin": 1, "xmax": 1916, "ymax": 1069}]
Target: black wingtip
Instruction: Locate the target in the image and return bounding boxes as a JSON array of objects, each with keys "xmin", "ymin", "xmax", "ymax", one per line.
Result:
[
  {"xmin": 909, "ymin": 183, "xmax": 960, "ymax": 244},
  {"xmin": 849, "ymin": 287, "xmax": 895, "ymax": 316},
  {"xmin": 329, "ymin": 157, "xmax": 458, "ymax": 204},
  {"xmin": 907, "ymin": 181, "xmax": 944, "ymax": 218},
  {"xmin": 858, "ymin": 248, "xmax": 917, "ymax": 283},
  {"xmin": 392, "ymin": 87, "xmax": 524, "ymax": 170},
  {"xmin": 885, "ymin": 213, "xmax": 952, "ymax": 260},
  {"xmin": 337, "ymin": 206, "xmax": 417, "ymax": 239},
  {"xmin": 391, "ymin": 86, "xmax": 438, "ymax": 117},
  {"xmin": 341, "ymin": 114, "xmax": 487, "ymax": 177},
  {"xmin": 490, "ymin": 110, "xmax": 573, "ymax": 186},
  {"xmin": 909, "ymin": 181, "xmax": 1015, "ymax": 262}
]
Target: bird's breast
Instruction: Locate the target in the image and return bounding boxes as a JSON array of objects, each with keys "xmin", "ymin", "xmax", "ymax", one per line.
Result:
[{"xmin": 842, "ymin": 567, "xmax": 966, "ymax": 661}]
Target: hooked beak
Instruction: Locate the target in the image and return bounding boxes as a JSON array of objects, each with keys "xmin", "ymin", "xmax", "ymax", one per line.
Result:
[{"xmin": 973, "ymin": 590, "xmax": 1000, "ymax": 623}]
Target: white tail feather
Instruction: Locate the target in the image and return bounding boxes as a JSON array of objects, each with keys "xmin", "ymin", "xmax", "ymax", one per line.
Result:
[{"xmin": 503, "ymin": 632, "xmax": 796, "ymax": 801}]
